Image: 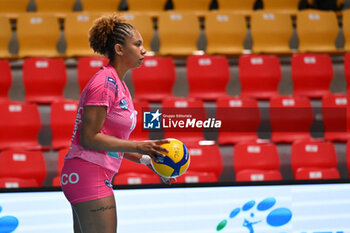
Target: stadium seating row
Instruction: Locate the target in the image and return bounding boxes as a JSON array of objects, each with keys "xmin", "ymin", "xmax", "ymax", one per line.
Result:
[
  {"xmin": 0, "ymin": 9, "xmax": 350, "ymax": 57},
  {"xmin": 0, "ymin": 138, "xmax": 348, "ymax": 187},
  {"xmin": 1, "ymin": 0, "xmax": 345, "ymax": 17},
  {"xmin": 0, "ymin": 92, "xmax": 349, "ymax": 155},
  {"xmin": 135, "ymin": 94, "xmax": 350, "ymax": 144},
  {"xmin": 1, "ymin": 54, "xmax": 349, "ymax": 104}
]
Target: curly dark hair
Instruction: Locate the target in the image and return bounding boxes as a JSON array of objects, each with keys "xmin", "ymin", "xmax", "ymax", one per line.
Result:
[{"xmin": 89, "ymin": 13, "xmax": 135, "ymax": 61}]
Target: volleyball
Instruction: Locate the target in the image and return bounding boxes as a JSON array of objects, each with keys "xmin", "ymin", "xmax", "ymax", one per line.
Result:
[{"xmin": 151, "ymin": 138, "xmax": 190, "ymax": 178}]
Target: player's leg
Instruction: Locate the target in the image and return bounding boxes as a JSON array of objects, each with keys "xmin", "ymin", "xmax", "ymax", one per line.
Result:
[
  {"xmin": 72, "ymin": 194, "xmax": 117, "ymax": 233},
  {"xmin": 72, "ymin": 207, "xmax": 82, "ymax": 233}
]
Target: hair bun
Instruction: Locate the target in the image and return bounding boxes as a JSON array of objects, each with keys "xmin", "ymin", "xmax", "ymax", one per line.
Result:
[{"xmin": 89, "ymin": 13, "xmax": 127, "ymax": 56}]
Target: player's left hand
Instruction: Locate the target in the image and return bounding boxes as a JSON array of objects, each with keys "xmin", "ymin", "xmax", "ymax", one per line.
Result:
[
  {"xmin": 146, "ymin": 163, "xmax": 176, "ymax": 185},
  {"xmin": 160, "ymin": 176, "xmax": 177, "ymax": 185}
]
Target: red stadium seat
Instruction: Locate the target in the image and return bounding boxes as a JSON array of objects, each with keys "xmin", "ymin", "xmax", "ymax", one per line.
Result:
[
  {"xmin": 0, "ymin": 178, "xmax": 39, "ymax": 188},
  {"xmin": 57, "ymin": 147, "xmax": 69, "ymax": 175},
  {"xmin": 345, "ymin": 53, "xmax": 350, "ymax": 96},
  {"xmin": 235, "ymin": 169, "xmax": 282, "ymax": 182},
  {"xmin": 52, "ymin": 147, "xmax": 69, "ymax": 186},
  {"xmin": 239, "ymin": 54, "xmax": 281, "ymax": 99},
  {"xmin": 0, "ymin": 60, "xmax": 12, "ymax": 103},
  {"xmin": 114, "ymin": 173, "xmax": 160, "ymax": 185},
  {"xmin": 161, "ymin": 98, "xmax": 206, "ymax": 144},
  {"xmin": 115, "ymin": 157, "xmax": 160, "ymax": 185},
  {"xmin": 129, "ymin": 100, "xmax": 150, "ymax": 141},
  {"xmin": 22, "ymin": 57, "xmax": 67, "ymax": 104},
  {"xmin": 346, "ymin": 141, "xmax": 350, "ymax": 178},
  {"xmin": 233, "ymin": 141, "xmax": 280, "ymax": 175},
  {"xmin": 186, "ymin": 144, "xmax": 223, "ymax": 180},
  {"xmin": 118, "ymin": 157, "xmax": 153, "ymax": 175},
  {"xmin": 0, "ymin": 150, "xmax": 47, "ymax": 186},
  {"xmin": 295, "ymin": 167, "xmax": 340, "ymax": 180},
  {"xmin": 0, "ymin": 103, "xmax": 41, "ymax": 150},
  {"xmin": 216, "ymin": 97, "xmax": 260, "ymax": 145},
  {"xmin": 321, "ymin": 94, "xmax": 350, "ymax": 142},
  {"xmin": 269, "ymin": 95, "xmax": 313, "ymax": 143},
  {"xmin": 176, "ymin": 171, "xmax": 218, "ymax": 183},
  {"xmin": 52, "ymin": 176, "xmax": 61, "ymax": 187},
  {"xmin": 187, "ymin": 55, "xmax": 229, "ymax": 101},
  {"xmin": 132, "ymin": 56, "xmax": 176, "ymax": 102},
  {"xmin": 291, "ymin": 53, "xmax": 333, "ymax": 99},
  {"xmin": 77, "ymin": 56, "xmax": 109, "ymax": 93},
  {"xmin": 291, "ymin": 139, "xmax": 338, "ymax": 179},
  {"xmin": 50, "ymin": 100, "xmax": 78, "ymax": 149}
]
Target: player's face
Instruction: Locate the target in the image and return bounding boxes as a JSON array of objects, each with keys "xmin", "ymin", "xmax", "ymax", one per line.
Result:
[{"xmin": 122, "ymin": 29, "xmax": 146, "ymax": 68}]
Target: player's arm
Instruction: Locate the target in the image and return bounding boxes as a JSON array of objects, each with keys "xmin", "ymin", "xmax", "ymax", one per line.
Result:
[
  {"xmin": 123, "ymin": 152, "xmax": 143, "ymax": 163},
  {"xmin": 80, "ymin": 105, "xmax": 169, "ymax": 161}
]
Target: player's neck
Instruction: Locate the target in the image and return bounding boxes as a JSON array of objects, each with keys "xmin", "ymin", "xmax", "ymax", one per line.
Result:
[{"xmin": 109, "ymin": 61, "xmax": 127, "ymax": 82}]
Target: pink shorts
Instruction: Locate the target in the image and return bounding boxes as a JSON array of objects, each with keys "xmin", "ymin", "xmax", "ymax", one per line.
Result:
[{"xmin": 61, "ymin": 157, "xmax": 116, "ymax": 204}]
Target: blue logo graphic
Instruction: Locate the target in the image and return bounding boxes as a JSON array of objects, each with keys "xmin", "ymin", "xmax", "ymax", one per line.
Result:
[
  {"xmin": 217, "ymin": 197, "xmax": 292, "ymax": 233},
  {"xmin": 119, "ymin": 98, "xmax": 128, "ymax": 110},
  {"xmin": 107, "ymin": 76, "xmax": 116, "ymax": 85},
  {"xmin": 104, "ymin": 179, "xmax": 112, "ymax": 188},
  {"xmin": 0, "ymin": 205, "xmax": 19, "ymax": 233},
  {"xmin": 107, "ymin": 151, "xmax": 120, "ymax": 158},
  {"xmin": 143, "ymin": 109, "xmax": 162, "ymax": 129}
]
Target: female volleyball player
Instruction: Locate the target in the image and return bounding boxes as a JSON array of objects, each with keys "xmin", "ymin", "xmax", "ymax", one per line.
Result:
[{"xmin": 61, "ymin": 13, "xmax": 173, "ymax": 233}]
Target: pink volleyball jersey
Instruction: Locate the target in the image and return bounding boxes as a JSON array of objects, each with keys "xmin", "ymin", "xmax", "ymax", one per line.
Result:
[{"xmin": 66, "ymin": 64, "xmax": 137, "ymax": 172}]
